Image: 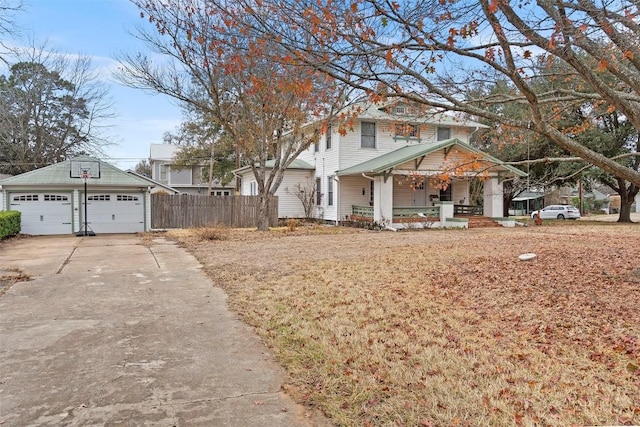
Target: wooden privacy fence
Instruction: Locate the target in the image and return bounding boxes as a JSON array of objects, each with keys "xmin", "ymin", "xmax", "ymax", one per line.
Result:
[{"xmin": 151, "ymin": 194, "xmax": 278, "ymax": 229}]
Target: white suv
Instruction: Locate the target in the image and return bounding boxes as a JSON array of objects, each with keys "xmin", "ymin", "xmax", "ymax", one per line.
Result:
[{"xmin": 531, "ymin": 205, "xmax": 581, "ymax": 220}]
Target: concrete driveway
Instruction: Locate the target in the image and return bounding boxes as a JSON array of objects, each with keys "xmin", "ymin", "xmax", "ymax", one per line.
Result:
[{"xmin": 0, "ymin": 235, "xmax": 321, "ymax": 426}]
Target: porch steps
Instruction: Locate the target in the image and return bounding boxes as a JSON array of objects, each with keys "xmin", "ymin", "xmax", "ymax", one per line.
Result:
[{"xmin": 459, "ymin": 216, "xmax": 501, "ymax": 228}]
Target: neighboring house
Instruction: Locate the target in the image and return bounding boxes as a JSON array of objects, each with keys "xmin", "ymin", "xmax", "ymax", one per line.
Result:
[
  {"xmin": 235, "ymin": 159, "xmax": 316, "ymax": 219},
  {"xmin": 0, "ymin": 156, "xmax": 152, "ymax": 235},
  {"xmin": 509, "ymin": 191, "xmax": 544, "ymax": 216},
  {"xmin": 234, "ymin": 98, "xmax": 526, "ymax": 228},
  {"xmin": 149, "ymin": 144, "xmax": 235, "ymax": 196}
]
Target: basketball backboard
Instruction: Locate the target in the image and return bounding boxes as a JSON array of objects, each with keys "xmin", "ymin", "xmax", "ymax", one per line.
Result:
[{"xmin": 70, "ymin": 160, "xmax": 101, "ymax": 179}]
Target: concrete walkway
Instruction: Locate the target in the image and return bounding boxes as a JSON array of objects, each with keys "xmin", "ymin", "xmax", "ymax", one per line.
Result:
[{"xmin": 0, "ymin": 235, "xmax": 320, "ymax": 426}]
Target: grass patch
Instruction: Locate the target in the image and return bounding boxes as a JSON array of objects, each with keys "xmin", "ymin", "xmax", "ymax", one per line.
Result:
[{"xmin": 172, "ymin": 223, "xmax": 640, "ymax": 426}]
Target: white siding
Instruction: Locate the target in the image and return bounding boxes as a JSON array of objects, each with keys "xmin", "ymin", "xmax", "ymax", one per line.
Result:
[
  {"xmin": 276, "ymin": 171, "xmax": 315, "ymax": 218},
  {"xmin": 297, "ymin": 146, "xmax": 316, "ymax": 165},
  {"xmin": 338, "ymin": 176, "xmax": 372, "ymax": 221},
  {"xmin": 237, "ymin": 168, "xmax": 314, "ymax": 219},
  {"xmin": 452, "ymin": 180, "xmax": 469, "ymax": 205},
  {"xmin": 73, "ymin": 189, "xmax": 80, "ymax": 233}
]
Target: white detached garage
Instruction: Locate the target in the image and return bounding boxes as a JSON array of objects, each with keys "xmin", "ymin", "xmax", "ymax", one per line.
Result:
[{"xmin": 0, "ymin": 157, "xmax": 152, "ymax": 235}]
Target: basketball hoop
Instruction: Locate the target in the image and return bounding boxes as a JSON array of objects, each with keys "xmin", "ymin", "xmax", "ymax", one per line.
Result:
[{"xmin": 80, "ymin": 168, "xmax": 90, "ymax": 182}]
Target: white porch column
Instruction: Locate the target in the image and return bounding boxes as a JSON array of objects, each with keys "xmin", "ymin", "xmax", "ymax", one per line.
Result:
[
  {"xmin": 636, "ymin": 193, "xmax": 640, "ymax": 213},
  {"xmin": 483, "ymin": 177, "xmax": 504, "ymax": 218},
  {"xmin": 438, "ymin": 201, "xmax": 454, "ymax": 222},
  {"xmin": 373, "ymin": 175, "xmax": 393, "ymax": 225}
]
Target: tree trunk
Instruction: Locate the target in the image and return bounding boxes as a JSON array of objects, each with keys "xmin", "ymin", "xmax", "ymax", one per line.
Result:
[
  {"xmin": 618, "ymin": 201, "xmax": 633, "ymax": 223},
  {"xmin": 257, "ymin": 194, "xmax": 271, "ymax": 231}
]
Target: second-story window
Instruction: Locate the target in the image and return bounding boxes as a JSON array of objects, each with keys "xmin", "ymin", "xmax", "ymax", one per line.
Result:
[
  {"xmin": 394, "ymin": 123, "xmax": 419, "ymax": 138},
  {"xmin": 326, "ymin": 124, "xmax": 332, "ymax": 150},
  {"xmin": 361, "ymin": 121, "xmax": 376, "ymax": 148},
  {"xmin": 437, "ymin": 126, "xmax": 451, "ymax": 141},
  {"xmin": 159, "ymin": 164, "xmax": 168, "ymax": 181}
]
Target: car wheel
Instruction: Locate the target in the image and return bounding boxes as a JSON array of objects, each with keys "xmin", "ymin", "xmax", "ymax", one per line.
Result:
[{"xmin": 557, "ymin": 214, "xmax": 565, "ymax": 219}]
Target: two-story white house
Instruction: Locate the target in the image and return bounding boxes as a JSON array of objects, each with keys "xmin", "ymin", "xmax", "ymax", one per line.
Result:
[
  {"xmin": 235, "ymin": 99, "xmax": 527, "ymax": 228},
  {"xmin": 149, "ymin": 144, "xmax": 235, "ymax": 196}
]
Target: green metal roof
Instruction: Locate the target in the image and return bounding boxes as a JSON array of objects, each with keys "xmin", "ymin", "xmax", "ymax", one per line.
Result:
[
  {"xmin": 336, "ymin": 139, "xmax": 527, "ymax": 177},
  {"xmin": 0, "ymin": 156, "xmax": 151, "ymax": 188}
]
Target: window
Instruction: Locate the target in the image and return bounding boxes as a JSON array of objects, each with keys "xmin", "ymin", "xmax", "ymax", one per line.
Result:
[
  {"xmin": 159, "ymin": 164, "xmax": 168, "ymax": 180},
  {"xmin": 44, "ymin": 194, "xmax": 68, "ymax": 201},
  {"xmin": 88, "ymin": 195, "xmax": 110, "ymax": 201},
  {"xmin": 200, "ymin": 166, "xmax": 208, "ymax": 181},
  {"xmin": 315, "ymin": 178, "xmax": 322, "ymax": 205},
  {"xmin": 395, "ymin": 105, "xmax": 406, "ymax": 115},
  {"xmin": 370, "ymin": 181, "xmax": 374, "ymax": 205},
  {"xmin": 361, "ymin": 121, "xmax": 376, "ymax": 148},
  {"xmin": 326, "ymin": 124, "xmax": 332, "ymax": 150},
  {"xmin": 117, "ymin": 195, "xmax": 139, "ymax": 201},
  {"xmin": 13, "ymin": 194, "xmax": 38, "ymax": 201},
  {"xmin": 327, "ymin": 176, "xmax": 334, "ymax": 206},
  {"xmin": 439, "ymin": 186, "xmax": 452, "ymax": 201},
  {"xmin": 437, "ymin": 126, "xmax": 451, "ymax": 141},
  {"xmin": 249, "ymin": 182, "xmax": 258, "ymax": 196},
  {"xmin": 394, "ymin": 123, "xmax": 419, "ymax": 138}
]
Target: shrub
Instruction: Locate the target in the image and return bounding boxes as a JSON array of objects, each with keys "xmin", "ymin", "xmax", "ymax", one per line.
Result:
[
  {"xmin": 285, "ymin": 218, "xmax": 300, "ymax": 231},
  {"xmin": 0, "ymin": 211, "xmax": 21, "ymax": 239},
  {"xmin": 194, "ymin": 226, "xmax": 230, "ymax": 241}
]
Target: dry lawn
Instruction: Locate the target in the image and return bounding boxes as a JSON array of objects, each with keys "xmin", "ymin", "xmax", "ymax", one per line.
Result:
[{"xmin": 167, "ymin": 222, "xmax": 640, "ymax": 427}]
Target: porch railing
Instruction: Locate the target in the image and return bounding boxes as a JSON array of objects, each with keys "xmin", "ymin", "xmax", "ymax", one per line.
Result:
[
  {"xmin": 454, "ymin": 204, "xmax": 483, "ymax": 216},
  {"xmin": 350, "ymin": 205, "xmax": 440, "ymax": 222},
  {"xmin": 351, "ymin": 205, "xmax": 374, "ymax": 218},
  {"xmin": 392, "ymin": 206, "xmax": 440, "ymax": 220}
]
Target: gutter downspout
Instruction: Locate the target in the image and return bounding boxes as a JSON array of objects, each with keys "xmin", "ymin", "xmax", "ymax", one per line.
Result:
[{"xmin": 361, "ymin": 173, "xmax": 375, "ymax": 181}]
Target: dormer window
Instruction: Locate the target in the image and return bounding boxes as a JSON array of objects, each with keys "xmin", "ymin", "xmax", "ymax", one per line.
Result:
[{"xmin": 395, "ymin": 105, "xmax": 406, "ymax": 115}]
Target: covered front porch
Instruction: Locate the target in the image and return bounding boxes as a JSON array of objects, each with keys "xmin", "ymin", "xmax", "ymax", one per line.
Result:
[
  {"xmin": 345, "ymin": 176, "xmax": 503, "ymax": 229},
  {"xmin": 335, "ymin": 139, "xmax": 526, "ymax": 229}
]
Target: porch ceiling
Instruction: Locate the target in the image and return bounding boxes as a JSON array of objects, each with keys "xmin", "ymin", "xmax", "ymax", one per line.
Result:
[{"xmin": 335, "ymin": 138, "xmax": 527, "ymax": 177}]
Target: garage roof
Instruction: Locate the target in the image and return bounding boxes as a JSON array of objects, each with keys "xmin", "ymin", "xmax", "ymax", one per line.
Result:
[{"xmin": 0, "ymin": 157, "xmax": 150, "ymax": 187}]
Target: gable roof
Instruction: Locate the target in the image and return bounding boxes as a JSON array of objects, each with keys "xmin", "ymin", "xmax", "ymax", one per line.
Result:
[
  {"xmin": 336, "ymin": 139, "xmax": 527, "ymax": 177},
  {"xmin": 0, "ymin": 156, "xmax": 151, "ymax": 187},
  {"xmin": 343, "ymin": 99, "xmax": 489, "ymax": 129},
  {"xmin": 150, "ymin": 143, "xmax": 178, "ymax": 160}
]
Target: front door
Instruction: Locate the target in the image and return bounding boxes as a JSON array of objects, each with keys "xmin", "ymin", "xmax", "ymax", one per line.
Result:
[{"xmin": 413, "ymin": 182, "xmax": 427, "ymax": 206}]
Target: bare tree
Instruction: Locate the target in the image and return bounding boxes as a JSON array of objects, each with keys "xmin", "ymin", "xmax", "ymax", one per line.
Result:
[
  {"xmin": 214, "ymin": 0, "xmax": 640, "ymax": 188},
  {"xmin": 0, "ymin": 44, "xmax": 113, "ymax": 174},
  {"xmin": 117, "ymin": 1, "xmax": 345, "ymax": 230},
  {"xmin": 0, "ymin": 0, "xmax": 22, "ymax": 63}
]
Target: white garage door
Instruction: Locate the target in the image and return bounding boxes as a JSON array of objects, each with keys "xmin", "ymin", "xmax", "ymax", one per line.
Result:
[
  {"xmin": 81, "ymin": 193, "xmax": 144, "ymax": 234},
  {"xmin": 10, "ymin": 193, "xmax": 73, "ymax": 235}
]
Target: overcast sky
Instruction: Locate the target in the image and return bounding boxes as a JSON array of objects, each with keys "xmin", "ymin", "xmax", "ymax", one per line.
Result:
[{"xmin": 8, "ymin": 0, "xmax": 183, "ymax": 169}]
